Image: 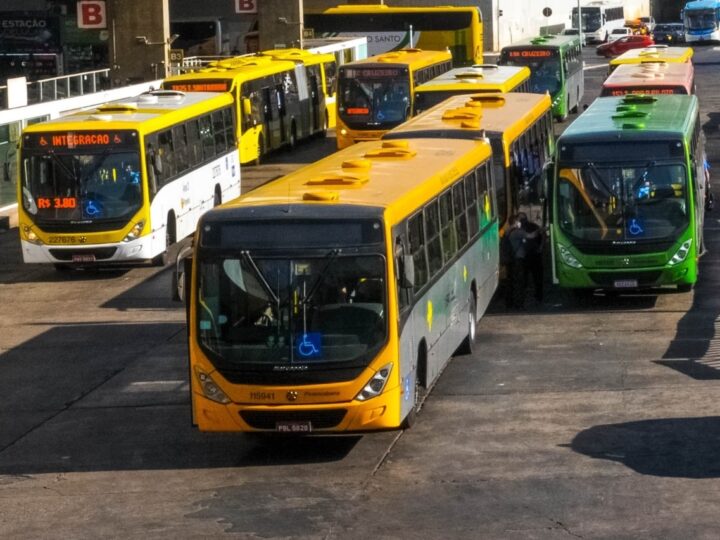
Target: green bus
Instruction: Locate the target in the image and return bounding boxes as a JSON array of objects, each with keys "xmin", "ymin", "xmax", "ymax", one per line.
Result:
[
  {"xmin": 551, "ymin": 94, "xmax": 706, "ymax": 292},
  {"xmin": 499, "ymin": 34, "xmax": 584, "ymax": 121}
]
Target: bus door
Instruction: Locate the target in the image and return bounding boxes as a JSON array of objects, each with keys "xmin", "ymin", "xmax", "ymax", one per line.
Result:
[
  {"xmin": 307, "ymin": 65, "xmax": 321, "ymax": 132},
  {"xmin": 275, "ymin": 83, "xmax": 288, "ymax": 145}
]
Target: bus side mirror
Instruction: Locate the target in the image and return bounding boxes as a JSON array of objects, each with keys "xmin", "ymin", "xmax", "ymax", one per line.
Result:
[
  {"xmin": 242, "ymin": 98, "xmax": 252, "ymax": 118},
  {"xmin": 400, "ymin": 255, "xmax": 415, "ymax": 289},
  {"xmin": 172, "ymin": 245, "xmax": 193, "ymax": 303}
]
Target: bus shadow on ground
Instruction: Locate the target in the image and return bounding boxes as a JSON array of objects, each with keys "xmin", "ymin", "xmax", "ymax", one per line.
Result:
[
  {"xmin": 0, "ymin": 319, "xmax": 360, "ymax": 474},
  {"xmin": 568, "ymin": 417, "xmax": 720, "ymax": 478}
]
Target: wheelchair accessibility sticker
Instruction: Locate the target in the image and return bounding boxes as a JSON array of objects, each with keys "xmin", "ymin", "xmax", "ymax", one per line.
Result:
[
  {"xmin": 295, "ymin": 332, "xmax": 322, "ymax": 359},
  {"xmin": 628, "ymin": 218, "xmax": 644, "ymax": 237}
]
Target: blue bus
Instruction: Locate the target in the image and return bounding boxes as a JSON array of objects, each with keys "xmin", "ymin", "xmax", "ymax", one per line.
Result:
[{"xmin": 683, "ymin": 0, "xmax": 720, "ymax": 43}]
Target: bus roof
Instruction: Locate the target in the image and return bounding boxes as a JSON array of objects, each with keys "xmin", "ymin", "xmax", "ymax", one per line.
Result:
[
  {"xmin": 216, "ymin": 137, "xmax": 491, "ymax": 220},
  {"xmin": 384, "ymin": 92, "xmax": 551, "ymax": 142},
  {"xmin": 558, "ymin": 94, "xmax": 698, "ymax": 143},
  {"xmin": 253, "ymin": 48, "xmax": 336, "ymax": 66},
  {"xmin": 163, "ymin": 58, "xmax": 299, "ymax": 91},
  {"xmin": 684, "ymin": 0, "xmax": 720, "ymax": 9},
  {"xmin": 501, "ymin": 34, "xmax": 581, "ymax": 51},
  {"xmin": 603, "ymin": 61, "xmax": 694, "ymax": 90},
  {"xmin": 609, "ymin": 46, "xmax": 694, "ymax": 66},
  {"xmin": 414, "ymin": 64, "xmax": 530, "ymax": 93},
  {"xmin": 22, "ymin": 90, "xmax": 233, "ymax": 134},
  {"xmin": 342, "ymin": 48, "xmax": 453, "ymax": 70}
]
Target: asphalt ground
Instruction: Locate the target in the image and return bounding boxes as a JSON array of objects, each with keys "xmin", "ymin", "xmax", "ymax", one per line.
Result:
[{"xmin": 1, "ymin": 45, "xmax": 720, "ymax": 538}]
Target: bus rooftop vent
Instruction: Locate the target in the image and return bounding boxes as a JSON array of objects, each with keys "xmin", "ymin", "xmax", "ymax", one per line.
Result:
[
  {"xmin": 364, "ymin": 140, "xmax": 417, "ymax": 159},
  {"xmin": 613, "ymin": 110, "xmax": 649, "ymax": 120},
  {"xmin": 467, "ymin": 94, "xmax": 505, "ymax": 106},
  {"xmin": 442, "ymin": 107, "xmax": 482, "ymax": 121},
  {"xmin": 530, "ymin": 37, "xmax": 548, "ymax": 45},
  {"xmin": 471, "ymin": 64, "xmax": 499, "ymax": 69},
  {"xmin": 341, "ymin": 158, "xmax": 372, "ymax": 170},
  {"xmin": 455, "ymin": 70, "xmax": 485, "ymax": 79},
  {"xmin": 620, "ymin": 122, "xmax": 646, "ymax": 130},
  {"xmin": 88, "ymin": 114, "xmax": 113, "ymax": 122},
  {"xmin": 303, "ymin": 190, "xmax": 339, "ymax": 202},
  {"xmin": 306, "ymin": 174, "xmax": 368, "ymax": 188},
  {"xmin": 96, "ymin": 103, "xmax": 138, "ymax": 112}
]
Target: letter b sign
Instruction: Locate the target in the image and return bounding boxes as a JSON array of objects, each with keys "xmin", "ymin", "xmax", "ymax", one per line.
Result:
[
  {"xmin": 235, "ymin": 0, "xmax": 257, "ymax": 14},
  {"xmin": 78, "ymin": 1, "xmax": 107, "ymax": 29}
]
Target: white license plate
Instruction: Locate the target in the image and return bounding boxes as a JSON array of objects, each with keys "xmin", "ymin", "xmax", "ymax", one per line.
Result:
[
  {"xmin": 72, "ymin": 254, "xmax": 96, "ymax": 263},
  {"xmin": 276, "ymin": 421, "xmax": 312, "ymax": 433},
  {"xmin": 614, "ymin": 279, "xmax": 638, "ymax": 288}
]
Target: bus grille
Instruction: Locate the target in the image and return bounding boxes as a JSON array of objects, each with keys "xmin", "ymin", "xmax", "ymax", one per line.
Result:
[
  {"xmin": 241, "ymin": 409, "xmax": 347, "ymax": 430},
  {"xmin": 588, "ymin": 271, "xmax": 663, "ymax": 287},
  {"xmin": 49, "ymin": 247, "xmax": 118, "ymax": 261}
]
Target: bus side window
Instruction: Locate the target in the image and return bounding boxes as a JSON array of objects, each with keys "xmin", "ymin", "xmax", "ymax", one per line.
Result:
[
  {"xmin": 452, "ymin": 181, "xmax": 469, "ymax": 249},
  {"xmin": 186, "ymin": 119, "xmax": 203, "ymax": 164},
  {"xmin": 172, "ymin": 125, "xmax": 189, "ymax": 174},
  {"xmin": 464, "ymin": 172, "xmax": 479, "ymax": 236},
  {"xmin": 408, "ymin": 212, "xmax": 428, "ymax": 291},
  {"xmin": 158, "ymin": 129, "xmax": 176, "ymax": 186},
  {"xmin": 223, "ymin": 107, "xmax": 236, "ymax": 147},
  {"xmin": 323, "ymin": 61, "xmax": 337, "ymax": 96},
  {"xmin": 395, "ymin": 235, "xmax": 410, "ymax": 310},
  {"xmin": 492, "ymin": 157, "xmax": 507, "ymax": 227},
  {"xmin": 439, "ymin": 190, "xmax": 457, "ymax": 264},
  {"xmin": 212, "ymin": 110, "xmax": 227, "ymax": 152},
  {"xmin": 145, "ymin": 133, "xmax": 159, "ymax": 196},
  {"xmin": 424, "ymin": 200, "xmax": 443, "ymax": 277},
  {"xmin": 199, "ymin": 114, "xmax": 215, "ymax": 160}
]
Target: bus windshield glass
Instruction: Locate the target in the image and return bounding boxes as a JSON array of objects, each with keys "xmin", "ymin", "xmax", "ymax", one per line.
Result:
[
  {"xmin": 500, "ymin": 49, "xmax": 561, "ymax": 96},
  {"xmin": 556, "ymin": 162, "xmax": 689, "ymax": 243},
  {"xmin": 197, "ymin": 253, "xmax": 387, "ymax": 366},
  {"xmin": 339, "ymin": 67, "xmax": 410, "ymax": 128},
  {"xmin": 21, "ymin": 136, "xmax": 142, "ymax": 224},
  {"xmin": 572, "ymin": 8, "xmax": 601, "ymax": 32},
  {"xmin": 685, "ymin": 10, "xmax": 717, "ymax": 30}
]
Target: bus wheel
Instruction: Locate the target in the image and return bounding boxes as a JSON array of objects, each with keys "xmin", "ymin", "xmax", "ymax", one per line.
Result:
[
  {"xmin": 456, "ymin": 294, "xmax": 477, "ymax": 355},
  {"xmin": 677, "ymin": 283, "xmax": 693, "ymax": 293},
  {"xmin": 152, "ymin": 213, "xmax": 176, "ymax": 267}
]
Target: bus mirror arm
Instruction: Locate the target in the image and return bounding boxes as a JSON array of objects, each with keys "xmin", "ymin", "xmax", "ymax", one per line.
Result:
[
  {"xmin": 401, "ymin": 255, "xmax": 415, "ymax": 289},
  {"xmin": 172, "ymin": 245, "xmax": 194, "ymax": 303}
]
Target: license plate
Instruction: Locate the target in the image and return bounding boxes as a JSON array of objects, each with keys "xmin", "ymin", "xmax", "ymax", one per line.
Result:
[
  {"xmin": 614, "ymin": 279, "xmax": 638, "ymax": 288},
  {"xmin": 276, "ymin": 421, "xmax": 312, "ymax": 433},
  {"xmin": 72, "ymin": 254, "xmax": 96, "ymax": 263}
]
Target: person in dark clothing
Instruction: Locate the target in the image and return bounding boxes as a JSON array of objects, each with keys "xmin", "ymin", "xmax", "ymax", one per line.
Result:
[
  {"xmin": 518, "ymin": 212, "xmax": 544, "ymax": 303},
  {"xmin": 503, "ymin": 215, "xmax": 528, "ymax": 308}
]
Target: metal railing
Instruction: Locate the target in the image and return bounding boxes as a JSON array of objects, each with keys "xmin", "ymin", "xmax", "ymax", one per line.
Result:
[{"xmin": 1, "ymin": 68, "xmax": 112, "ymax": 110}]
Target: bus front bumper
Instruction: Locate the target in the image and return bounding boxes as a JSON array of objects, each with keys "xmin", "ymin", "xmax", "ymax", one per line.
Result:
[
  {"xmin": 192, "ymin": 384, "xmax": 403, "ymax": 433},
  {"xmin": 556, "ymin": 262, "xmax": 694, "ymax": 289},
  {"xmin": 21, "ymin": 235, "xmax": 158, "ymax": 265}
]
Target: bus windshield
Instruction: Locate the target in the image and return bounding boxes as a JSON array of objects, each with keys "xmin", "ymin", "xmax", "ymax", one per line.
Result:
[
  {"xmin": 197, "ymin": 253, "xmax": 387, "ymax": 366},
  {"xmin": 572, "ymin": 8, "xmax": 601, "ymax": 32},
  {"xmin": 500, "ymin": 50, "xmax": 561, "ymax": 96},
  {"xmin": 685, "ymin": 10, "xmax": 718, "ymax": 30},
  {"xmin": 21, "ymin": 150, "xmax": 142, "ymax": 223},
  {"xmin": 556, "ymin": 162, "xmax": 689, "ymax": 242},
  {"xmin": 339, "ymin": 68, "xmax": 410, "ymax": 128}
]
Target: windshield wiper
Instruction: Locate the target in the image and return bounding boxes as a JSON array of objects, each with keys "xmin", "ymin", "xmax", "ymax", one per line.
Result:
[
  {"xmin": 46, "ymin": 152, "xmax": 79, "ymax": 186},
  {"xmin": 301, "ymin": 249, "xmax": 341, "ymax": 306},
  {"xmin": 583, "ymin": 162, "xmax": 616, "ymax": 198},
  {"xmin": 241, "ymin": 250, "xmax": 279, "ymax": 305}
]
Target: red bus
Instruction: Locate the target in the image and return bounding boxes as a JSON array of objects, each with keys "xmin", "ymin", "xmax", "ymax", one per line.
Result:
[{"xmin": 601, "ymin": 61, "xmax": 695, "ymax": 96}]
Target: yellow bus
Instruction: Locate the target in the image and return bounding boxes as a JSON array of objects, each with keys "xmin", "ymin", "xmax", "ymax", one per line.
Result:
[
  {"xmin": 413, "ymin": 64, "xmax": 531, "ymax": 114},
  {"xmin": 608, "ymin": 45, "xmax": 694, "ymax": 74},
  {"xmin": 336, "ymin": 49, "xmax": 453, "ymax": 149},
  {"xmin": 163, "ymin": 50, "xmax": 336, "ymax": 164},
  {"xmin": 178, "ymin": 137, "xmax": 499, "ymax": 433},
  {"xmin": 18, "ymin": 90, "xmax": 240, "ymax": 269},
  {"xmin": 305, "ymin": 4, "xmax": 483, "ymax": 66},
  {"xmin": 384, "ymin": 92, "xmax": 554, "ymax": 233}
]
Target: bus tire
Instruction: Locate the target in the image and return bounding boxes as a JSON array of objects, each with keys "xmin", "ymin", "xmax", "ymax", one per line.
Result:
[
  {"xmin": 213, "ymin": 186, "xmax": 222, "ymax": 207},
  {"xmin": 677, "ymin": 283, "xmax": 693, "ymax": 293},
  {"xmin": 456, "ymin": 293, "xmax": 477, "ymax": 355},
  {"xmin": 152, "ymin": 212, "xmax": 176, "ymax": 267},
  {"xmin": 402, "ymin": 345, "xmax": 426, "ymax": 429}
]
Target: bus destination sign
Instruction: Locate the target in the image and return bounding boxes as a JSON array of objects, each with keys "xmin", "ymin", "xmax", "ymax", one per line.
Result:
[
  {"xmin": 343, "ymin": 68, "xmax": 402, "ymax": 78},
  {"xmin": 508, "ymin": 49, "xmax": 554, "ymax": 58},
  {"xmin": 24, "ymin": 130, "xmax": 138, "ymax": 150},
  {"xmin": 164, "ymin": 81, "xmax": 231, "ymax": 92}
]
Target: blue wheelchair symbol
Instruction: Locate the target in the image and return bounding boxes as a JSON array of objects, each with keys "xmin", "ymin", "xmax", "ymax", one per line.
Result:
[
  {"xmin": 628, "ymin": 218, "xmax": 644, "ymax": 237},
  {"xmin": 296, "ymin": 333, "xmax": 322, "ymax": 359},
  {"xmin": 84, "ymin": 200, "xmax": 101, "ymax": 218}
]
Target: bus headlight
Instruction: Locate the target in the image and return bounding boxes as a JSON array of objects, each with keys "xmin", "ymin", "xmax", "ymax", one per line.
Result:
[
  {"xmin": 558, "ymin": 244, "xmax": 583, "ymax": 268},
  {"xmin": 668, "ymin": 239, "xmax": 692, "ymax": 266},
  {"xmin": 340, "ymin": 128, "xmax": 348, "ymax": 136},
  {"xmin": 355, "ymin": 363, "xmax": 393, "ymax": 401},
  {"xmin": 22, "ymin": 225, "xmax": 41, "ymax": 245},
  {"xmin": 195, "ymin": 368, "xmax": 231, "ymax": 404},
  {"xmin": 123, "ymin": 220, "xmax": 145, "ymax": 242}
]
